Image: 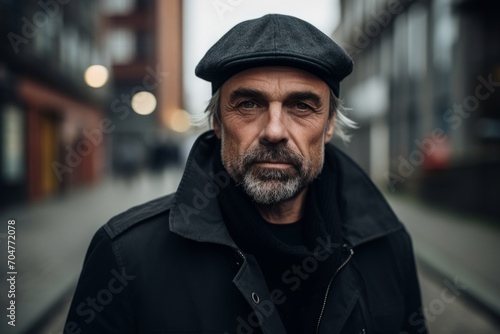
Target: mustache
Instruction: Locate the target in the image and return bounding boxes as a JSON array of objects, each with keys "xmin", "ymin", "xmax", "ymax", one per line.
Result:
[{"xmin": 242, "ymin": 144, "xmax": 303, "ymax": 170}]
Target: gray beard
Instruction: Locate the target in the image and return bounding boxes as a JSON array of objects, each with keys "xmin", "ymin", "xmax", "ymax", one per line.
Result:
[
  {"xmin": 240, "ymin": 167, "xmax": 304, "ymax": 204},
  {"xmin": 220, "ymin": 138, "xmax": 323, "ymax": 205}
]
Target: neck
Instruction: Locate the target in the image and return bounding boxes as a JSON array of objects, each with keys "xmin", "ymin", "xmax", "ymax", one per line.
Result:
[{"xmin": 255, "ymin": 188, "xmax": 308, "ymax": 225}]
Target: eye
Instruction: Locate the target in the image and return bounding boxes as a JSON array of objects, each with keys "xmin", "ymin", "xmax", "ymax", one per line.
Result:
[
  {"xmin": 292, "ymin": 102, "xmax": 313, "ymax": 111},
  {"xmin": 240, "ymin": 101, "xmax": 257, "ymax": 109}
]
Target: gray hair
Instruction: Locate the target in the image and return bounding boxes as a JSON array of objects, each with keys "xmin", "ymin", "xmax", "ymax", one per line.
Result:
[{"xmin": 192, "ymin": 89, "xmax": 357, "ymax": 143}]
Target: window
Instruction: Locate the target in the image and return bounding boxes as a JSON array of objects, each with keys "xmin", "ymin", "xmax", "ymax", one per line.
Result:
[
  {"xmin": 408, "ymin": 4, "xmax": 428, "ymax": 78},
  {"xmin": 101, "ymin": 0, "xmax": 135, "ymax": 15},
  {"xmin": 2, "ymin": 105, "xmax": 24, "ymax": 183},
  {"xmin": 106, "ymin": 28, "xmax": 136, "ymax": 64}
]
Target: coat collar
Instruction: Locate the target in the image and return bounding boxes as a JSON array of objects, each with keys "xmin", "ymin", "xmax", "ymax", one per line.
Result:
[
  {"xmin": 329, "ymin": 145, "xmax": 403, "ymax": 247},
  {"xmin": 169, "ymin": 131, "xmax": 402, "ymax": 249},
  {"xmin": 169, "ymin": 131, "xmax": 238, "ymax": 248}
]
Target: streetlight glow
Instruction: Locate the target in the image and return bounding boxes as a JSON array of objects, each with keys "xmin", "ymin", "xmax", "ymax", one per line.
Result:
[
  {"xmin": 131, "ymin": 91, "xmax": 157, "ymax": 115},
  {"xmin": 168, "ymin": 109, "xmax": 191, "ymax": 132},
  {"xmin": 84, "ymin": 65, "xmax": 109, "ymax": 88}
]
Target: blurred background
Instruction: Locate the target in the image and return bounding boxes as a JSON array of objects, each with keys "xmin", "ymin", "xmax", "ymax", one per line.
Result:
[{"xmin": 0, "ymin": 0, "xmax": 498, "ymax": 333}]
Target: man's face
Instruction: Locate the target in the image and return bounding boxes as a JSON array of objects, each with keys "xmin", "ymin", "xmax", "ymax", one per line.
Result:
[{"xmin": 214, "ymin": 66, "xmax": 335, "ymax": 204}]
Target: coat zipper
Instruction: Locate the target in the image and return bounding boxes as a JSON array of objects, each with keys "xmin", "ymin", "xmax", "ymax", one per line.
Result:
[
  {"xmin": 315, "ymin": 246, "xmax": 354, "ymax": 334},
  {"xmin": 235, "ymin": 249, "xmax": 245, "ymax": 259},
  {"xmin": 235, "ymin": 249, "xmax": 246, "ymax": 263}
]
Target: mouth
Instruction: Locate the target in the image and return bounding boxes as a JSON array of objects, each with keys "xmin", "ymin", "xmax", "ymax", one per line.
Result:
[{"xmin": 253, "ymin": 161, "xmax": 293, "ymax": 169}]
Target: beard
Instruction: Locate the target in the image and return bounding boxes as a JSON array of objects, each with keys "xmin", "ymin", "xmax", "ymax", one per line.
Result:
[{"xmin": 222, "ymin": 142, "xmax": 323, "ymax": 204}]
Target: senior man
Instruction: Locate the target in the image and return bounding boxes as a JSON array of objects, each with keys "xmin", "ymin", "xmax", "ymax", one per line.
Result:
[{"xmin": 65, "ymin": 14, "xmax": 426, "ymax": 334}]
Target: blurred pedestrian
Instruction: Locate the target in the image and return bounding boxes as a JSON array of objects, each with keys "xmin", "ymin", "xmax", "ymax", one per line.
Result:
[{"xmin": 65, "ymin": 14, "xmax": 426, "ymax": 334}]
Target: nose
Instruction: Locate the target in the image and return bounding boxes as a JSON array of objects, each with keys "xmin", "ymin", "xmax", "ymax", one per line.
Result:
[{"xmin": 260, "ymin": 102, "xmax": 288, "ymax": 145}]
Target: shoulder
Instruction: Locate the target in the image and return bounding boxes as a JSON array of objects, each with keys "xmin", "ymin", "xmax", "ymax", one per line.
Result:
[
  {"xmin": 102, "ymin": 193, "xmax": 175, "ymax": 240},
  {"xmin": 385, "ymin": 225, "xmax": 416, "ymax": 264},
  {"xmin": 353, "ymin": 226, "xmax": 416, "ymax": 284},
  {"xmin": 355, "ymin": 225, "xmax": 414, "ymax": 260}
]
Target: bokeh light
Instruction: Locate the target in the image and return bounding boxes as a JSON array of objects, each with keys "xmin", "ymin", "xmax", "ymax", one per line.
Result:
[
  {"xmin": 167, "ymin": 109, "xmax": 191, "ymax": 132},
  {"xmin": 84, "ymin": 65, "xmax": 109, "ymax": 88},
  {"xmin": 131, "ymin": 91, "xmax": 157, "ymax": 115}
]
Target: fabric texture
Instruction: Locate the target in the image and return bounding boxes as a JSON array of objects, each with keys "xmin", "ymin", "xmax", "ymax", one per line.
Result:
[{"xmin": 195, "ymin": 14, "xmax": 353, "ymax": 96}]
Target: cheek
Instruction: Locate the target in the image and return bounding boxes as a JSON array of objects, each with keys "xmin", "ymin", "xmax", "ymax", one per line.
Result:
[
  {"xmin": 220, "ymin": 124, "xmax": 246, "ymax": 167},
  {"xmin": 292, "ymin": 116, "xmax": 330, "ymax": 155},
  {"xmin": 221, "ymin": 119, "xmax": 259, "ymax": 154},
  {"xmin": 311, "ymin": 141, "xmax": 325, "ymax": 165},
  {"xmin": 302, "ymin": 131, "xmax": 326, "ymax": 169}
]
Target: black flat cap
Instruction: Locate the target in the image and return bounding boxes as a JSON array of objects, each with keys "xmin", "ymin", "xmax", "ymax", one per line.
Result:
[{"xmin": 195, "ymin": 14, "xmax": 353, "ymax": 97}]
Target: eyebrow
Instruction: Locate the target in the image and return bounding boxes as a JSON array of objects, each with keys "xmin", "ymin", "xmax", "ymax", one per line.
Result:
[
  {"xmin": 284, "ymin": 91, "xmax": 323, "ymax": 107},
  {"xmin": 229, "ymin": 88, "xmax": 268, "ymax": 103},
  {"xmin": 228, "ymin": 88, "xmax": 324, "ymax": 107}
]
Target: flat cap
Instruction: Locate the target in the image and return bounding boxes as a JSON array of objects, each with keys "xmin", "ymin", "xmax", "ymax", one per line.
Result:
[{"xmin": 195, "ymin": 14, "xmax": 353, "ymax": 97}]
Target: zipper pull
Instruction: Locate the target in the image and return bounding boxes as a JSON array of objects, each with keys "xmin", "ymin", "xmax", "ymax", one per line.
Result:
[{"xmin": 234, "ymin": 249, "xmax": 245, "ymax": 267}]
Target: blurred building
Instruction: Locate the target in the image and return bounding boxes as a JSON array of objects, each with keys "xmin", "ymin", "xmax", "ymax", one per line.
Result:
[
  {"xmin": 100, "ymin": 0, "xmax": 184, "ymax": 177},
  {"xmin": 334, "ymin": 0, "xmax": 500, "ymax": 219},
  {"xmin": 0, "ymin": 1, "xmax": 109, "ymax": 209}
]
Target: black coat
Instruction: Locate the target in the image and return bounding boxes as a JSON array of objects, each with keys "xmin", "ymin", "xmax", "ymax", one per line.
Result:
[{"xmin": 64, "ymin": 131, "xmax": 427, "ymax": 334}]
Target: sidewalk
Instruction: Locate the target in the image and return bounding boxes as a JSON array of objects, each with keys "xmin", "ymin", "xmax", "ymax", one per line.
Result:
[
  {"xmin": 0, "ymin": 168, "xmax": 183, "ymax": 334},
  {"xmin": 385, "ymin": 193, "xmax": 500, "ymax": 323}
]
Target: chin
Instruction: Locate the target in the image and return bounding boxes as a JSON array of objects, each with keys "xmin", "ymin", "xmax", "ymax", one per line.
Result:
[{"xmin": 242, "ymin": 177, "xmax": 304, "ymax": 205}]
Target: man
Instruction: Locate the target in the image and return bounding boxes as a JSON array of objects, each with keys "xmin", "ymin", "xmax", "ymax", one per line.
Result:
[{"xmin": 65, "ymin": 14, "xmax": 427, "ymax": 334}]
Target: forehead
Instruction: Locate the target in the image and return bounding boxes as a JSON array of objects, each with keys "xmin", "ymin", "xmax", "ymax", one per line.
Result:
[{"xmin": 221, "ymin": 66, "xmax": 329, "ymax": 96}]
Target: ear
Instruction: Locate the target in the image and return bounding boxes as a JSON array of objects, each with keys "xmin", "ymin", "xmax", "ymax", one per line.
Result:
[
  {"xmin": 324, "ymin": 116, "xmax": 335, "ymax": 143},
  {"xmin": 213, "ymin": 114, "xmax": 222, "ymax": 139}
]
